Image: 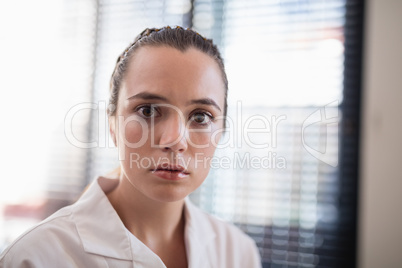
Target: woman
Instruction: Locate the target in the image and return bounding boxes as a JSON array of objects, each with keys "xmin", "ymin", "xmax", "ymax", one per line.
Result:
[{"xmin": 0, "ymin": 26, "xmax": 261, "ymax": 268}]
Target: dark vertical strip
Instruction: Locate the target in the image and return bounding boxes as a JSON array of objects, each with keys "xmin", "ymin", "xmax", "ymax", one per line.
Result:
[
  {"xmin": 85, "ymin": 0, "xmax": 100, "ymax": 186},
  {"xmin": 339, "ymin": 0, "xmax": 365, "ymax": 267},
  {"xmin": 211, "ymin": 0, "xmax": 225, "ymax": 49},
  {"xmin": 183, "ymin": 0, "xmax": 195, "ymax": 28}
]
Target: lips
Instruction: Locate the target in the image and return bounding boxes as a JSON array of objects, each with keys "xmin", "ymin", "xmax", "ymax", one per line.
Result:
[{"xmin": 151, "ymin": 164, "xmax": 190, "ymax": 181}]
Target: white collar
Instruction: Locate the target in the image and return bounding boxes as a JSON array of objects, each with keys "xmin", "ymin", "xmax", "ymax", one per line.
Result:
[{"xmin": 72, "ymin": 177, "xmax": 217, "ymax": 263}]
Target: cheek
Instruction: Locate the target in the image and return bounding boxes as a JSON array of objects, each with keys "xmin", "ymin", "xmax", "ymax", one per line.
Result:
[
  {"xmin": 119, "ymin": 118, "xmax": 149, "ymax": 146},
  {"xmin": 187, "ymin": 122, "xmax": 224, "ymax": 149},
  {"xmin": 188, "ymin": 131, "xmax": 222, "ymax": 159},
  {"xmin": 188, "ymin": 132, "xmax": 210, "ymax": 148}
]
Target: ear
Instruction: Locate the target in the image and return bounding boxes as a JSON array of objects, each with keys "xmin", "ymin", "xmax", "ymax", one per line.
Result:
[{"xmin": 109, "ymin": 116, "xmax": 117, "ymax": 147}]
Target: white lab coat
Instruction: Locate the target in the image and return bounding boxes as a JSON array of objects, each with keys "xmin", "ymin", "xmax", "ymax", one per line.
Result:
[{"xmin": 0, "ymin": 177, "xmax": 262, "ymax": 268}]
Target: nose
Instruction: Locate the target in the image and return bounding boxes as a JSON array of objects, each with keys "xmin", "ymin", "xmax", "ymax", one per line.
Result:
[{"xmin": 158, "ymin": 115, "xmax": 188, "ymax": 153}]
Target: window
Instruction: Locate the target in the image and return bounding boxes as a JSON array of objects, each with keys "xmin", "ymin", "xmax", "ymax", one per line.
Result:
[
  {"xmin": 188, "ymin": 1, "xmax": 363, "ymax": 267},
  {"xmin": 1, "ymin": 1, "xmax": 363, "ymax": 266},
  {"xmin": 88, "ymin": 1, "xmax": 362, "ymax": 266},
  {"xmin": 0, "ymin": 0, "xmax": 96, "ymax": 249}
]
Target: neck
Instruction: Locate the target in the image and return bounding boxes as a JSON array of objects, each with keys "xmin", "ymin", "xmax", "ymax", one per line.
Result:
[{"xmin": 107, "ymin": 174, "xmax": 186, "ymax": 245}]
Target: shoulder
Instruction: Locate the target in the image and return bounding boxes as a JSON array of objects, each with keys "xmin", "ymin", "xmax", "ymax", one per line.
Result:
[
  {"xmin": 203, "ymin": 210, "xmax": 254, "ymax": 244},
  {"xmin": 0, "ymin": 202, "xmax": 108, "ymax": 268},
  {"xmin": 0, "ymin": 206, "xmax": 78, "ymax": 266},
  {"xmin": 185, "ymin": 200, "xmax": 262, "ymax": 268},
  {"xmin": 0, "ymin": 178, "xmax": 131, "ymax": 268},
  {"xmin": 185, "ymin": 199, "xmax": 254, "ymax": 245},
  {"xmin": 0, "ymin": 206, "xmax": 92, "ymax": 266},
  {"xmin": 201, "ymin": 209, "xmax": 260, "ymax": 255}
]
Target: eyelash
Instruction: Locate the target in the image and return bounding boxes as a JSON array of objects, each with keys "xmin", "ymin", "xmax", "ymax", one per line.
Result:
[
  {"xmin": 135, "ymin": 104, "xmax": 161, "ymax": 118},
  {"xmin": 134, "ymin": 104, "xmax": 215, "ymax": 126},
  {"xmin": 189, "ymin": 110, "xmax": 215, "ymax": 126}
]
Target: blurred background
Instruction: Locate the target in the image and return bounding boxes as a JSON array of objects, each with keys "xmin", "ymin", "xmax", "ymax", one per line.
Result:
[{"xmin": 0, "ymin": 0, "xmax": 400, "ymax": 267}]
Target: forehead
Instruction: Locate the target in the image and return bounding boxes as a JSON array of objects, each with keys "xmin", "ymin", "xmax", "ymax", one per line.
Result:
[{"xmin": 120, "ymin": 46, "xmax": 225, "ymax": 105}]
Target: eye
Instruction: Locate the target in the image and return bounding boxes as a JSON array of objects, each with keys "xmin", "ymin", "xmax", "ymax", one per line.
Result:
[
  {"xmin": 190, "ymin": 111, "xmax": 214, "ymax": 125},
  {"xmin": 136, "ymin": 105, "xmax": 159, "ymax": 118}
]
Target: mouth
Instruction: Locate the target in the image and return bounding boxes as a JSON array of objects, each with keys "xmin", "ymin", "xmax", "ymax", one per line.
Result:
[{"xmin": 151, "ymin": 164, "xmax": 190, "ymax": 180}]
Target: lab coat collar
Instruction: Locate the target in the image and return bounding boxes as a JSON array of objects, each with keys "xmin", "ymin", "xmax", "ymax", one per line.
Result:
[
  {"xmin": 73, "ymin": 176, "xmax": 133, "ymax": 260},
  {"xmin": 184, "ymin": 198, "xmax": 217, "ymax": 267},
  {"xmin": 72, "ymin": 177, "xmax": 217, "ymax": 264}
]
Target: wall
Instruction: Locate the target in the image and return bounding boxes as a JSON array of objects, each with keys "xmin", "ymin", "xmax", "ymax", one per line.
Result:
[{"xmin": 358, "ymin": 0, "xmax": 402, "ymax": 267}]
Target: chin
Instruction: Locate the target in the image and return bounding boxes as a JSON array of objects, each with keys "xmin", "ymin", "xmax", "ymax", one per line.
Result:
[
  {"xmin": 151, "ymin": 195, "xmax": 187, "ymax": 204},
  {"xmin": 147, "ymin": 187, "xmax": 191, "ymax": 203}
]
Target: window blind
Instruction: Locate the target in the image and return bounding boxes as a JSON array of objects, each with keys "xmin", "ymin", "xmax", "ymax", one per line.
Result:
[
  {"xmin": 87, "ymin": 0, "xmax": 363, "ymax": 267},
  {"xmin": 44, "ymin": 0, "xmax": 98, "ymax": 209},
  {"xmin": 0, "ymin": 0, "xmax": 97, "ymax": 248},
  {"xmin": 1, "ymin": 2, "xmax": 362, "ymax": 265},
  {"xmin": 188, "ymin": 0, "xmax": 361, "ymax": 267}
]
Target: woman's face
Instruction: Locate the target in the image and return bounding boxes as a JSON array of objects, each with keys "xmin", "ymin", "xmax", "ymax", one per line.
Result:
[{"xmin": 110, "ymin": 46, "xmax": 225, "ymax": 203}]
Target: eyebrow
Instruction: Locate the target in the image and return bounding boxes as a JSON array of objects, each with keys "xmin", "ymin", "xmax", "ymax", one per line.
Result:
[
  {"xmin": 189, "ymin": 98, "xmax": 222, "ymax": 112},
  {"xmin": 127, "ymin": 92, "xmax": 221, "ymax": 111},
  {"xmin": 127, "ymin": 92, "xmax": 168, "ymax": 102}
]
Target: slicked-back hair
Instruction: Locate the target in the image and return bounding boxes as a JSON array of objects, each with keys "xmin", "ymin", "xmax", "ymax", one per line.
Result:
[{"xmin": 108, "ymin": 26, "xmax": 228, "ymax": 120}]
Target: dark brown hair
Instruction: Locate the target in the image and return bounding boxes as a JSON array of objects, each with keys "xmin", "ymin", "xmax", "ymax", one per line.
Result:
[{"xmin": 108, "ymin": 26, "xmax": 228, "ymax": 119}]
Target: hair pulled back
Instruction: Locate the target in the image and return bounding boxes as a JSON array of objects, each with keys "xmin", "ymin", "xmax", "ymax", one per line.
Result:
[{"xmin": 108, "ymin": 26, "xmax": 228, "ymax": 119}]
